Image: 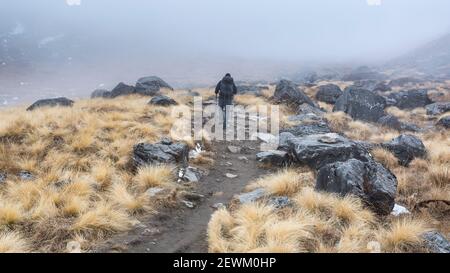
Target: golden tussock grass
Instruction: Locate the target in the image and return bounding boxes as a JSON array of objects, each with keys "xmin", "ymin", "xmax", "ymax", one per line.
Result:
[
  {"xmin": 134, "ymin": 165, "xmax": 175, "ymax": 190},
  {"xmin": 208, "ymin": 169, "xmax": 432, "ymax": 253},
  {"xmin": 0, "ymin": 232, "xmax": 30, "ymax": 253},
  {"xmin": 0, "ymin": 95, "xmax": 192, "ymax": 252},
  {"xmin": 372, "ymin": 148, "xmax": 399, "ymax": 169}
]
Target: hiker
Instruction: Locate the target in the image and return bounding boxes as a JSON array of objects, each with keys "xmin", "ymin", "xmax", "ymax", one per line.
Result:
[{"xmin": 215, "ymin": 73, "xmax": 237, "ymax": 128}]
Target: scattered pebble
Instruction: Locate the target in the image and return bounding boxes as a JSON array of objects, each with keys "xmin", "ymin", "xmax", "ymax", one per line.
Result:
[
  {"xmin": 225, "ymin": 173, "xmax": 238, "ymax": 179},
  {"xmin": 212, "ymin": 203, "xmax": 226, "ymax": 210},
  {"xmin": 238, "ymin": 156, "xmax": 249, "ymax": 162},
  {"xmin": 227, "ymin": 145, "xmax": 241, "ymax": 153},
  {"xmin": 181, "ymin": 200, "xmax": 195, "ymax": 209}
]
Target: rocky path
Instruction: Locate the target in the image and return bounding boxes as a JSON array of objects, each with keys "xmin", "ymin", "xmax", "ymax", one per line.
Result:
[{"xmin": 96, "ymin": 140, "xmax": 270, "ymax": 253}]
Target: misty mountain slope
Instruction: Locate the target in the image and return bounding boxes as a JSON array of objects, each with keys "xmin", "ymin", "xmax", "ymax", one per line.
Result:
[{"xmin": 387, "ymin": 32, "xmax": 450, "ymax": 79}]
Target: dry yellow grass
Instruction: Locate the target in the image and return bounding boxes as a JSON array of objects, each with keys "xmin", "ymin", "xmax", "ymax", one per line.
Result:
[
  {"xmin": 0, "ymin": 95, "xmax": 191, "ymax": 252},
  {"xmin": 372, "ymin": 147, "xmax": 399, "ymax": 169},
  {"xmin": 0, "ymin": 232, "xmax": 30, "ymax": 253},
  {"xmin": 209, "ymin": 169, "xmax": 432, "ymax": 253}
]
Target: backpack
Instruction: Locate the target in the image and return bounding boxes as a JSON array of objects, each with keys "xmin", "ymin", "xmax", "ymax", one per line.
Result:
[{"xmin": 219, "ymin": 76, "xmax": 235, "ymax": 98}]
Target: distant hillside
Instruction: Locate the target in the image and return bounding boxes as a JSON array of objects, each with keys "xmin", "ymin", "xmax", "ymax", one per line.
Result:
[{"xmin": 386, "ymin": 32, "xmax": 450, "ymax": 79}]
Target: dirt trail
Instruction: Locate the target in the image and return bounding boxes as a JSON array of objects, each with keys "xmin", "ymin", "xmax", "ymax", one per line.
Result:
[{"xmin": 96, "ymin": 140, "xmax": 270, "ymax": 253}]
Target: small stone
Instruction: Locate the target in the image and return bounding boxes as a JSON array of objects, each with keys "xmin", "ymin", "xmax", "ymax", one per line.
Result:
[
  {"xmin": 0, "ymin": 172, "xmax": 6, "ymax": 183},
  {"xmin": 18, "ymin": 171, "xmax": 33, "ymax": 181},
  {"xmin": 66, "ymin": 241, "xmax": 81, "ymax": 253},
  {"xmin": 181, "ymin": 200, "xmax": 195, "ymax": 209},
  {"xmin": 142, "ymin": 228, "xmax": 161, "ymax": 236},
  {"xmin": 145, "ymin": 187, "xmax": 165, "ymax": 197},
  {"xmin": 183, "ymin": 192, "xmax": 204, "ymax": 202},
  {"xmin": 212, "ymin": 203, "xmax": 226, "ymax": 210},
  {"xmin": 391, "ymin": 204, "xmax": 410, "ymax": 216},
  {"xmin": 238, "ymin": 156, "xmax": 249, "ymax": 162},
  {"xmin": 270, "ymin": 196, "xmax": 291, "ymax": 209},
  {"xmin": 227, "ymin": 146, "xmax": 241, "ymax": 153},
  {"xmin": 422, "ymin": 231, "xmax": 450, "ymax": 253},
  {"xmin": 225, "ymin": 173, "xmax": 238, "ymax": 179},
  {"xmin": 237, "ymin": 188, "xmax": 266, "ymax": 204},
  {"xmin": 226, "ymin": 162, "xmax": 233, "ymax": 166}
]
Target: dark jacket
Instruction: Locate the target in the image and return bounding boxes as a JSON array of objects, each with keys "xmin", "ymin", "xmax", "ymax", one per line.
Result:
[{"xmin": 215, "ymin": 75, "xmax": 237, "ymax": 108}]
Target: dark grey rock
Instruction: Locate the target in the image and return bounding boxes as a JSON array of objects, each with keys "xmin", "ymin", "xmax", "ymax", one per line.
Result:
[
  {"xmin": 283, "ymin": 133, "xmax": 370, "ymax": 169},
  {"xmin": 18, "ymin": 171, "xmax": 33, "ymax": 180},
  {"xmin": 281, "ymin": 122, "xmax": 331, "ymax": 137},
  {"xmin": 422, "ymin": 231, "xmax": 450, "ymax": 253},
  {"xmin": 133, "ymin": 141, "xmax": 189, "ymax": 167},
  {"xmin": 387, "ymin": 89, "xmax": 432, "ymax": 109},
  {"xmin": 270, "ymin": 196, "xmax": 291, "ymax": 209},
  {"xmin": 91, "ymin": 89, "xmax": 111, "ymax": 98},
  {"xmin": 382, "ymin": 134, "xmax": 426, "ymax": 166},
  {"xmin": 180, "ymin": 167, "xmax": 202, "ymax": 183},
  {"xmin": 26, "ymin": 97, "xmax": 74, "ymax": 111},
  {"xmin": 256, "ymin": 150, "xmax": 290, "ymax": 167},
  {"xmin": 0, "ymin": 172, "xmax": 6, "ymax": 183},
  {"xmin": 377, "ymin": 115, "xmax": 419, "ymax": 132},
  {"xmin": 273, "ymin": 80, "xmax": 316, "ymax": 107},
  {"xmin": 333, "ymin": 88, "xmax": 387, "ymax": 122},
  {"xmin": 315, "ymin": 84, "xmax": 343, "ymax": 104},
  {"xmin": 110, "ymin": 82, "xmax": 136, "ymax": 98},
  {"xmin": 316, "ymin": 158, "xmax": 397, "ymax": 215},
  {"xmin": 426, "ymin": 102, "xmax": 450, "ymax": 116},
  {"xmin": 437, "ymin": 116, "xmax": 450, "ymax": 129},
  {"xmin": 148, "ymin": 95, "xmax": 177, "ymax": 106},
  {"xmin": 296, "ymin": 103, "xmax": 324, "ymax": 116},
  {"xmin": 135, "ymin": 76, "xmax": 173, "ymax": 96}
]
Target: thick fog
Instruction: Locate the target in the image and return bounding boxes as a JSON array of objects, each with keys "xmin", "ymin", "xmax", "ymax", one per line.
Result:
[{"xmin": 1, "ymin": 0, "xmax": 450, "ymax": 105}]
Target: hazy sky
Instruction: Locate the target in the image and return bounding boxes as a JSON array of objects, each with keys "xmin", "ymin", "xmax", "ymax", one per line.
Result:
[
  {"xmin": 1, "ymin": 0, "xmax": 450, "ymax": 101},
  {"xmin": 2, "ymin": 0, "xmax": 450, "ymax": 62}
]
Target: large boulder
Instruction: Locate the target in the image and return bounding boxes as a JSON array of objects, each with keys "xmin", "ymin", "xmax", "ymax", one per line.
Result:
[
  {"xmin": 132, "ymin": 140, "xmax": 189, "ymax": 167},
  {"xmin": 316, "ymin": 158, "xmax": 397, "ymax": 215},
  {"xmin": 333, "ymin": 88, "xmax": 387, "ymax": 122},
  {"xmin": 26, "ymin": 97, "xmax": 74, "ymax": 111},
  {"xmin": 377, "ymin": 115, "xmax": 419, "ymax": 132},
  {"xmin": 281, "ymin": 133, "xmax": 370, "ymax": 169},
  {"xmin": 437, "ymin": 116, "xmax": 450, "ymax": 129},
  {"xmin": 148, "ymin": 95, "xmax": 177, "ymax": 106},
  {"xmin": 110, "ymin": 82, "xmax": 136, "ymax": 98},
  {"xmin": 387, "ymin": 89, "xmax": 432, "ymax": 109},
  {"xmin": 315, "ymin": 84, "xmax": 343, "ymax": 104},
  {"xmin": 382, "ymin": 134, "xmax": 426, "ymax": 166},
  {"xmin": 281, "ymin": 122, "xmax": 331, "ymax": 137},
  {"xmin": 135, "ymin": 76, "xmax": 173, "ymax": 96},
  {"xmin": 273, "ymin": 80, "xmax": 315, "ymax": 107},
  {"xmin": 348, "ymin": 80, "xmax": 390, "ymax": 92},
  {"xmin": 91, "ymin": 89, "xmax": 111, "ymax": 99},
  {"xmin": 426, "ymin": 102, "xmax": 450, "ymax": 116}
]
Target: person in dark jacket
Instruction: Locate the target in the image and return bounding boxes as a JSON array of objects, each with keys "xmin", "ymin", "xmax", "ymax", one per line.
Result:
[
  {"xmin": 215, "ymin": 73, "xmax": 237, "ymax": 108},
  {"xmin": 215, "ymin": 73, "xmax": 237, "ymax": 129}
]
